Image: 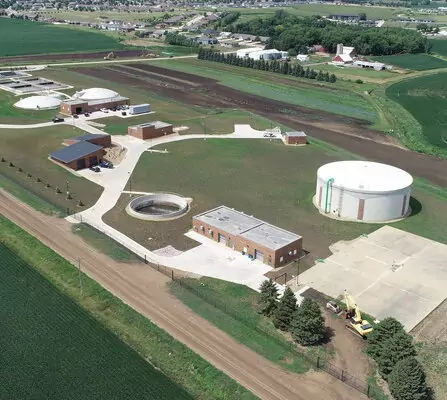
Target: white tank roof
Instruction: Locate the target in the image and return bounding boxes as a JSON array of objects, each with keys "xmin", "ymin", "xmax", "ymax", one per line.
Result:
[
  {"xmin": 14, "ymin": 95, "xmax": 61, "ymax": 110},
  {"xmin": 318, "ymin": 161, "xmax": 413, "ymax": 193},
  {"xmin": 75, "ymin": 87, "xmax": 119, "ymax": 101}
]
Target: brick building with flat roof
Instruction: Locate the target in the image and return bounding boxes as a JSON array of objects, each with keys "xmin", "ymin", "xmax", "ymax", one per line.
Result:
[
  {"xmin": 283, "ymin": 131, "xmax": 307, "ymax": 146},
  {"xmin": 60, "ymin": 96, "xmax": 129, "ymax": 115},
  {"xmin": 128, "ymin": 121, "xmax": 173, "ymax": 140},
  {"xmin": 50, "ymin": 141, "xmax": 105, "ymax": 170},
  {"xmin": 193, "ymin": 206, "xmax": 303, "ymax": 268}
]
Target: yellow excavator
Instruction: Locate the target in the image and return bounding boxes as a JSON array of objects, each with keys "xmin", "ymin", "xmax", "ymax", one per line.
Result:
[
  {"xmin": 343, "ymin": 290, "xmax": 374, "ymax": 338},
  {"xmin": 103, "ymin": 52, "xmax": 117, "ymax": 60}
]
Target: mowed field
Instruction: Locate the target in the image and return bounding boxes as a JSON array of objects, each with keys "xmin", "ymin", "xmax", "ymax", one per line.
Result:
[
  {"xmin": 0, "ymin": 242, "xmax": 192, "ymax": 400},
  {"xmin": 0, "ymin": 18, "xmax": 122, "ymax": 57},
  {"xmin": 0, "ymin": 125, "xmax": 103, "ymax": 211},
  {"xmin": 386, "ymin": 72, "xmax": 447, "ymax": 149},
  {"xmin": 373, "ymin": 54, "xmax": 447, "ymax": 71},
  {"xmin": 103, "ymin": 139, "xmax": 447, "ymax": 261}
]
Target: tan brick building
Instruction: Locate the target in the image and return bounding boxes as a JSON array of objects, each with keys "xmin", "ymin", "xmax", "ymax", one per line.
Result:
[
  {"xmin": 60, "ymin": 96, "xmax": 129, "ymax": 115},
  {"xmin": 193, "ymin": 206, "xmax": 303, "ymax": 268},
  {"xmin": 283, "ymin": 131, "xmax": 307, "ymax": 145},
  {"xmin": 128, "ymin": 121, "xmax": 173, "ymax": 140}
]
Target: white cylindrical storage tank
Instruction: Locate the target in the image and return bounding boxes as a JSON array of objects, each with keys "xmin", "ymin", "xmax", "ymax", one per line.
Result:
[{"xmin": 315, "ymin": 161, "xmax": 413, "ymax": 222}]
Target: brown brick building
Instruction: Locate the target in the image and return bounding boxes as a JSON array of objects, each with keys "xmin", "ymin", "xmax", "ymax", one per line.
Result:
[
  {"xmin": 128, "ymin": 121, "xmax": 173, "ymax": 140},
  {"xmin": 50, "ymin": 141, "xmax": 105, "ymax": 170},
  {"xmin": 193, "ymin": 206, "xmax": 303, "ymax": 268},
  {"xmin": 283, "ymin": 131, "xmax": 307, "ymax": 145},
  {"xmin": 60, "ymin": 96, "xmax": 129, "ymax": 115},
  {"xmin": 50, "ymin": 133, "xmax": 111, "ymax": 170}
]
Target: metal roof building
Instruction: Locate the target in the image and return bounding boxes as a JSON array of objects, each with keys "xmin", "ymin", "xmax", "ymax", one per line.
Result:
[
  {"xmin": 50, "ymin": 141, "xmax": 105, "ymax": 170},
  {"xmin": 193, "ymin": 206, "xmax": 303, "ymax": 267}
]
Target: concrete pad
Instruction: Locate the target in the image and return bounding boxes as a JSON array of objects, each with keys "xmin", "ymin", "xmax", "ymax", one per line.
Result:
[{"xmin": 298, "ymin": 226, "xmax": 447, "ymax": 331}]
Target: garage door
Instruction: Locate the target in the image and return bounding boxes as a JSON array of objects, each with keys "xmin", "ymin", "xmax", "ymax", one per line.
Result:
[
  {"xmin": 254, "ymin": 249, "xmax": 264, "ymax": 262},
  {"xmin": 218, "ymin": 233, "xmax": 226, "ymax": 245}
]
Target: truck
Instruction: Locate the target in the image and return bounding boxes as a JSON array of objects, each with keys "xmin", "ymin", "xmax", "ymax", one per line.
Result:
[{"xmin": 128, "ymin": 104, "xmax": 151, "ymax": 115}]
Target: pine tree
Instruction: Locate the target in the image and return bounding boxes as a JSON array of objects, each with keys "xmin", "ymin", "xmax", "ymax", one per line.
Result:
[
  {"xmin": 258, "ymin": 279, "xmax": 279, "ymax": 317},
  {"xmin": 323, "ymin": 71, "xmax": 330, "ymax": 82},
  {"xmin": 388, "ymin": 357, "xmax": 429, "ymax": 400},
  {"xmin": 329, "ymin": 73, "xmax": 336, "ymax": 83},
  {"xmin": 377, "ymin": 331, "xmax": 416, "ymax": 379},
  {"xmin": 282, "ymin": 61, "xmax": 289, "ymax": 75},
  {"xmin": 291, "ymin": 298, "xmax": 326, "ymax": 346},
  {"xmin": 366, "ymin": 317, "xmax": 405, "ymax": 360},
  {"xmin": 273, "ymin": 287, "xmax": 297, "ymax": 331},
  {"xmin": 316, "ymin": 70, "xmax": 324, "ymax": 81}
]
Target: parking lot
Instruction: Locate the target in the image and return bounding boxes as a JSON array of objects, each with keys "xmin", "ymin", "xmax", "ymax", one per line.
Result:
[{"xmin": 298, "ymin": 226, "xmax": 447, "ymax": 331}]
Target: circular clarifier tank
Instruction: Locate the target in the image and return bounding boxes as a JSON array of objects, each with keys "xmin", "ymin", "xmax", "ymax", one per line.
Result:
[{"xmin": 126, "ymin": 193, "xmax": 190, "ymax": 221}]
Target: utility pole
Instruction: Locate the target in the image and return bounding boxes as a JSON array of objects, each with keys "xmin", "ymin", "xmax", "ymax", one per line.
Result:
[
  {"xmin": 296, "ymin": 257, "xmax": 301, "ymax": 287},
  {"xmin": 78, "ymin": 258, "xmax": 83, "ymax": 297}
]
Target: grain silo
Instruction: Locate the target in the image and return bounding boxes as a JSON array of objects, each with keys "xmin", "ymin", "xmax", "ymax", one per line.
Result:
[{"xmin": 314, "ymin": 161, "xmax": 413, "ymax": 222}]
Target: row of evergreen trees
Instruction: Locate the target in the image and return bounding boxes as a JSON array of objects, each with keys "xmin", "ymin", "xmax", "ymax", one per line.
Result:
[
  {"xmin": 366, "ymin": 317, "xmax": 430, "ymax": 400},
  {"xmin": 258, "ymin": 280, "xmax": 326, "ymax": 346},
  {"xmin": 198, "ymin": 48, "xmax": 337, "ymax": 83}
]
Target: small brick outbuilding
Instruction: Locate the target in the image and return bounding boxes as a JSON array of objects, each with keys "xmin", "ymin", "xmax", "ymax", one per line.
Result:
[
  {"xmin": 283, "ymin": 131, "xmax": 307, "ymax": 146},
  {"xmin": 50, "ymin": 141, "xmax": 105, "ymax": 170},
  {"xmin": 128, "ymin": 121, "xmax": 173, "ymax": 140}
]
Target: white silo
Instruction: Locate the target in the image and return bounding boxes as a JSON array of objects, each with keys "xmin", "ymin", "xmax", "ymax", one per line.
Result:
[{"xmin": 314, "ymin": 161, "xmax": 413, "ymax": 222}]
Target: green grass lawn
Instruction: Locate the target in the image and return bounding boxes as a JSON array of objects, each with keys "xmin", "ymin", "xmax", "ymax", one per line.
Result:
[
  {"xmin": 0, "ymin": 90, "xmax": 56, "ymax": 123},
  {"xmin": 386, "ymin": 72, "xmax": 447, "ymax": 150},
  {"xmin": 0, "ymin": 19, "xmax": 123, "ymax": 57},
  {"xmin": 0, "ymin": 216, "xmax": 256, "ymax": 400},
  {"xmin": 150, "ymin": 58, "xmax": 378, "ymax": 122},
  {"xmin": 373, "ymin": 54, "xmax": 447, "ymax": 71},
  {"xmin": 315, "ymin": 63, "xmax": 397, "ymax": 81},
  {"xmin": 0, "ymin": 125, "xmax": 103, "ymax": 210},
  {"xmin": 170, "ymin": 277, "xmax": 310, "ymax": 373},
  {"xmin": 72, "ymin": 223, "xmax": 139, "ymax": 262},
  {"xmin": 0, "ymin": 240, "xmax": 192, "ymax": 400},
  {"xmin": 103, "ymin": 139, "xmax": 447, "ymax": 259}
]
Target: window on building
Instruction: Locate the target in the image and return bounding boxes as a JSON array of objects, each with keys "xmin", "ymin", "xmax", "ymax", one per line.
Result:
[
  {"xmin": 280, "ymin": 256, "xmax": 284, "ymax": 262},
  {"xmin": 293, "ymin": 249, "xmax": 297, "ymax": 255}
]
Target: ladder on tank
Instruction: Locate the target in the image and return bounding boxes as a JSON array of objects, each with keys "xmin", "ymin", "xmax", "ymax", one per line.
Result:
[{"xmin": 338, "ymin": 185, "xmax": 344, "ymax": 217}]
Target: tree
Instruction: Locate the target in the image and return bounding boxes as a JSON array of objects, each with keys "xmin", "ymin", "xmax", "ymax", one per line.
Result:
[
  {"xmin": 388, "ymin": 357, "xmax": 429, "ymax": 400},
  {"xmin": 366, "ymin": 317, "xmax": 405, "ymax": 360},
  {"xmin": 291, "ymin": 298, "xmax": 326, "ymax": 346},
  {"xmin": 377, "ymin": 331, "xmax": 416, "ymax": 378},
  {"xmin": 329, "ymin": 74, "xmax": 336, "ymax": 83},
  {"xmin": 258, "ymin": 279, "xmax": 279, "ymax": 317},
  {"xmin": 273, "ymin": 287, "xmax": 297, "ymax": 331}
]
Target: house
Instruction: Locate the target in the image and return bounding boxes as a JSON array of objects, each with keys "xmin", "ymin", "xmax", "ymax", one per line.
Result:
[
  {"xmin": 296, "ymin": 54, "xmax": 309, "ymax": 62},
  {"xmin": 195, "ymin": 37, "xmax": 218, "ymax": 45},
  {"xmin": 151, "ymin": 29, "xmax": 166, "ymax": 39},
  {"xmin": 311, "ymin": 45, "xmax": 328, "ymax": 55},
  {"xmin": 328, "ymin": 14, "xmax": 360, "ymax": 22}
]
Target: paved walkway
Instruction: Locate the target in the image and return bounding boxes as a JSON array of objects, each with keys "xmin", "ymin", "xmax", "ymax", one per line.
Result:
[{"xmin": 67, "ymin": 124, "xmax": 284, "ymax": 290}]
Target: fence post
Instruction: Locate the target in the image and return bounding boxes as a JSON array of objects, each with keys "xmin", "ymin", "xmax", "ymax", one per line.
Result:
[
  {"xmin": 316, "ymin": 356, "xmax": 320, "ymax": 369},
  {"xmin": 157, "ymin": 264, "xmax": 160, "ymax": 271},
  {"xmin": 341, "ymin": 370, "xmax": 344, "ymax": 382},
  {"xmin": 366, "ymin": 384, "xmax": 370, "ymax": 398},
  {"xmin": 144, "ymin": 254, "xmax": 147, "ymax": 264},
  {"xmin": 171, "ymin": 270, "xmax": 174, "ymax": 281}
]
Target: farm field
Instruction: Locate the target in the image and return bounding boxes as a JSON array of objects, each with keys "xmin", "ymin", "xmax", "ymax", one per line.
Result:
[
  {"xmin": 429, "ymin": 38, "xmax": 447, "ymax": 57},
  {"xmin": 0, "ymin": 18, "xmax": 122, "ymax": 57},
  {"xmin": 37, "ymin": 10, "xmax": 182, "ymax": 22},
  {"xmin": 103, "ymin": 139, "xmax": 447, "ymax": 261},
  {"xmin": 234, "ymin": 4, "xmax": 400, "ymax": 21},
  {"xmin": 386, "ymin": 72, "xmax": 447, "ymax": 149},
  {"xmin": 0, "ymin": 125, "xmax": 103, "ymax": 211},
  {"xmin": 149, "ymin": 58, "xmax": 378, "ymax": 121},
  {"xmin": 0, "ymin": 215, "xmax": 255, "ymax": 400},
  {"xmin": 373, "ymin": 54, "xmax": 447, "ymax": 71},
  {"xmin": 0, "ymin": 241, "xmax": 192, "ymax": 400}
]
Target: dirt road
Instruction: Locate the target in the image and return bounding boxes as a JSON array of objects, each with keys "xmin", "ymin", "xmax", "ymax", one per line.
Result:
[
  {"xmin": 76, "ymin": 63, "xmax": 447, "ymax": 188},
  {"xmin": 0, "ymin": 190, "xmax": 363, "ymax": 400}
]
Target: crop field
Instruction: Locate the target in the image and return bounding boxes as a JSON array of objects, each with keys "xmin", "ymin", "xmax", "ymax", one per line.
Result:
[
  {"xmin": 0, "ymin": 125, "xmax": 103, "ymax": 211},
  {"xmin": 373, "ymin": 54, "xmax": 447, "ymax": 71},
  {"xmin": 429, "ymin": 38, "xmax": 447, "ymax": 57},
  {"xmin": 386, "ymin": 72, "xmax": 447, "ymax": 149},
  {"xmin": 0, "ymin": 242, "xmax": 192, "ymax": 400},
  {"xmin": 0, "ymin": 19, "xmax": 122, "ymax": 57},
  {"xmin": 234, "ymin": 4, "xmax": 399, "ymax": 21},
  {"xmin": 103, "ymin": 139, "xmax": 447, "ymax": 261},
  {"xmin": 150, "ymin": 59, "xmax": 378, "ymax": 121}
]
